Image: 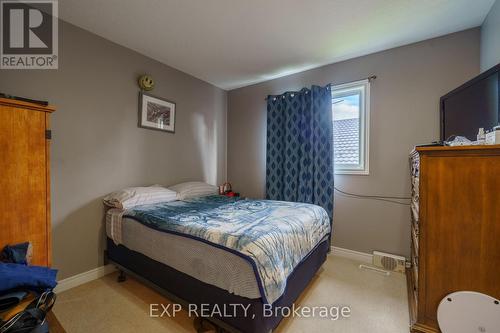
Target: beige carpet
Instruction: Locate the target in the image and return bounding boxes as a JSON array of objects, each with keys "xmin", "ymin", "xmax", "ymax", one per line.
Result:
[{"xmin": 53, "ymin": 256, "xmax": 409, "ymax": 332}]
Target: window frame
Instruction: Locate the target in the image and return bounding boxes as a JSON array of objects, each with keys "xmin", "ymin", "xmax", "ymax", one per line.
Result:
[{"xmin": 331, "ymin": 79, "xmax": 370, "ymax": 175}]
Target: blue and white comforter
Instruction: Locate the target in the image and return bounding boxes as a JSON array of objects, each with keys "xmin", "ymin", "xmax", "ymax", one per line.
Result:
[{"xmin": 123, "ymin": 195, "xmax": 331, "ymax": 304}]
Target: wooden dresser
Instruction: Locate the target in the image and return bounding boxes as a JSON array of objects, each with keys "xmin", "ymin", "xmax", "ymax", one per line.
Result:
[
  {"xmin": 0, "ymin": 97, "xmax": 55, "ymax": 266},
  {"xmin": 407, "ymin": 145, "xmax": 500, "ymax": 332}
]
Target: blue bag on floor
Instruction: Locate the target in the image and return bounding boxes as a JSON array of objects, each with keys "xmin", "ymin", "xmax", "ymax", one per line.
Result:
[{"xmin": 0, "ymin": 291, "xmax": 55, "ymax": 333}]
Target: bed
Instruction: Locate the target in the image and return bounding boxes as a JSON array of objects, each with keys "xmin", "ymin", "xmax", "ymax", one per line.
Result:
[{"xmin": 105, "ymin": 195, "xmax": 331, "ymax": 333}]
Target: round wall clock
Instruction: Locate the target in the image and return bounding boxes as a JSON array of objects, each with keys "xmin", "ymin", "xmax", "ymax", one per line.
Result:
[{"xmin": 138, "ymin": 75, "xmax": 155, "ymax": 91}]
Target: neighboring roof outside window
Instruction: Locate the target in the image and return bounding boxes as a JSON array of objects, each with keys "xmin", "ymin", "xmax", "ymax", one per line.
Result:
[{"xmin": 333, "ymin": 117, "xmax": 359, "ymax": 165}]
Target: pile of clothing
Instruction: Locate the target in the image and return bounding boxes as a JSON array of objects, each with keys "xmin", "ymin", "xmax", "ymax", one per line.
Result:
[{"xmin": 0, "ymin": 243, "xmax": 57, "ymax": 333}]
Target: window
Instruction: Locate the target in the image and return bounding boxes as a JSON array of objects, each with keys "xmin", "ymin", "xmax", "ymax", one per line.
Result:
[{"xmin": 331, "ymin": 79, "xmax": 370, "ymax": 175}]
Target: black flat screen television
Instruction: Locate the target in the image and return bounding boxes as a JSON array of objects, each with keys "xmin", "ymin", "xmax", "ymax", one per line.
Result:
[{"xmin": 440, "ymin": 63, "xmax": 499, "ymax": 141}]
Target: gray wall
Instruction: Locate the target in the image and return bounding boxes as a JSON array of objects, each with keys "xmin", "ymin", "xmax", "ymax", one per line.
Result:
[
  {"xmin": 0, "ymin": 21, "xmax": 227, "ymax": 279},
  {"xmin": 480, "ymin": 0, "xmax": 500, "ymax": 71},
  {"xmin": 227, "ymin": 29, "xmax": 480, "ymax": 257}
]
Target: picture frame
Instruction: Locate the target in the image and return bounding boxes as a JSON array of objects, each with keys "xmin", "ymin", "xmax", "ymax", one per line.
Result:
[{"xmin": 139, "ymin": 92, "xmax": 176, "ymax": 133}]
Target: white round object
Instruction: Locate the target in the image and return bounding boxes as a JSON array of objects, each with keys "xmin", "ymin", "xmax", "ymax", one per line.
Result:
[{"xmin": 437, "ymin": 291, "xmax": 500, "ymax": 333}]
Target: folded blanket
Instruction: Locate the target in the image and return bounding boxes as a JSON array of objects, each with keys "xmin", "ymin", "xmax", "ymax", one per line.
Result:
[{"xmin": 0, "ymin": 264, "xmax": 57, "ymax": 293}]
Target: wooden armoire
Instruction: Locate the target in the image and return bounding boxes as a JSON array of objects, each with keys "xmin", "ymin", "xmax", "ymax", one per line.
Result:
[
  {"xmin": 408, "ymin": 145, "xmax": 500, "ymax": 332},
  {"xmin": 0, "ymin": 97, "xmax": 55, "ymax": 266}
]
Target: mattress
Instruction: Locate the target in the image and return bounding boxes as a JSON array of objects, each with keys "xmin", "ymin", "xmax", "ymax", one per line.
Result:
[
  {"xmin": 106, "ymin": 195, "xmax": 331, "ymax": 303},
  {"xmin": 106, "ymin": 216, "xmax": 261, "ymax": 299}
]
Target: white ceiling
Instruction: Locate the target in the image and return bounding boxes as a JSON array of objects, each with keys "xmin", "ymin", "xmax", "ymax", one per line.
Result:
[{"xmin": 59, "ymin": 0, "xmax": 495, "ymax": 90}]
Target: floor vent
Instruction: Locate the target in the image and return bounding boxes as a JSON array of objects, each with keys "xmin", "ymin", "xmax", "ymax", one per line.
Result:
[{"xmin": 373, "ymin": 251, "xmax": 406, "ymax": 273}]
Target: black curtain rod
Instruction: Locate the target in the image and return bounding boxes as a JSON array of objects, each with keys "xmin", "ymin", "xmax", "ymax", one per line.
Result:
[
  {"xmin": 265, "ymin": 75, "xmax": 377, "ymax": 100},
  {"xmin": 331, "ymin": 75, "xmax": 377, "ymax": 87}
]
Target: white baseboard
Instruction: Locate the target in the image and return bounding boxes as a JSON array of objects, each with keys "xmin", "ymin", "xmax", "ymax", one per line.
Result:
[
  {"xmin": 55, "ymin": 264, "xmax": 116, "ymax": 293},
  {"xmin": 331, "ymin": 246, "xmax": 373, "ymax": 264}
]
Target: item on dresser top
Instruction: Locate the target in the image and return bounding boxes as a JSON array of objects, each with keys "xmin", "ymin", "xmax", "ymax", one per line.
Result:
[
  {"xmin": 485, "ymin": 127, "xmax": 500, "ymax": 145},
  {"xmin": 445, "ymin": 135, "xmax": 472, "ymax": 146},
  {"xmin": 167, "ymin": 181, "xmax": 218, "ymax": 200},
  {"xmin": 415, "ymin": 141, "xmax": 445, "ymax": 147},
  {"xmin": 477, "ymin": 127, "xmax": 485, "ymax": 141},
  {"xmin": 0, "ymin": 264, "xmax": 57, "ymax": 293},
  {"xmin": 103, "ymin": 186, "xmax": 177, "ymax": 209},
  {"xmin": 0, "ymin": 93, "xmax": 48, "ymax": 107},
  {"xmin": 1, "ymin": 243, "xmax": 32, "ymax": 265}
]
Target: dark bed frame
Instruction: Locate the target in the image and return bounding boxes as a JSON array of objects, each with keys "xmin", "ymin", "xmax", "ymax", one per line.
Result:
[{"xmin": 106, "ymin": 237, "xmax": 329, "ymax": 333}]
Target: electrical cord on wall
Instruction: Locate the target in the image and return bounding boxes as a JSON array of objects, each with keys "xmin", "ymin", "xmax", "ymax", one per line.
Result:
[{"xmin": 334, "ymin": 186, "xmax": 411, "ymax": 206}]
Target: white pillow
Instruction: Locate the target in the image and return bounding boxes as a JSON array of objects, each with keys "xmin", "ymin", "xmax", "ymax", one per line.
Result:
[
  {"xmin": 168, "ymin": 181, "xmax": 218, "ymax": 200},
  {"xmin": 103, "ymin": 186, "xmax": 177, "ymax": 209}
]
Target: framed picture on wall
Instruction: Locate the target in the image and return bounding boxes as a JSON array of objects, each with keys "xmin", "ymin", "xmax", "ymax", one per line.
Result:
[{"xmin": 139, "ymin": 92, "xmax": 176, "ymax": 133}]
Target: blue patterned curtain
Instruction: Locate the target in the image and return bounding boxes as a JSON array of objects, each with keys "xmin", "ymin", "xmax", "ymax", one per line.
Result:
[{"xmin": 266, "ymin": 85, "xmax": 334, "ymax": 219}]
